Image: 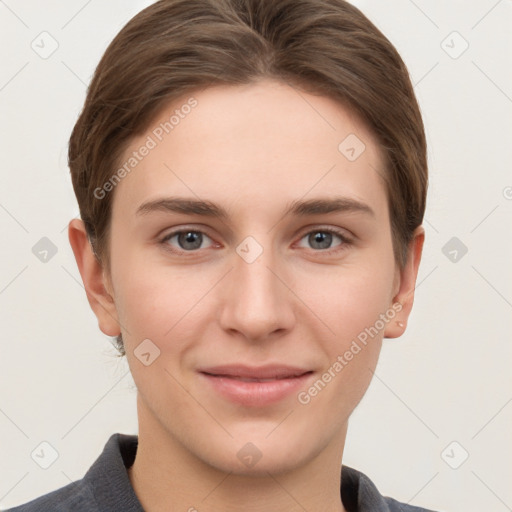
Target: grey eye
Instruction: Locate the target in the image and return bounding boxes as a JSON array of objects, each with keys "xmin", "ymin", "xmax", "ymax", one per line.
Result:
[
  {"xmin": 163, "ymin": 230, "xmax": 214, "ymax": 251},
  {"xmin": 308, "ymin": 231, "xmax": 334, "ymax": 250}
]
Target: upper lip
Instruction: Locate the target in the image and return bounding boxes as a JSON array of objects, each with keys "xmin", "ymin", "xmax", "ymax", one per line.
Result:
[{"xmin": 198, "ymin": 364, "xmax": 312, "ymax": 379}]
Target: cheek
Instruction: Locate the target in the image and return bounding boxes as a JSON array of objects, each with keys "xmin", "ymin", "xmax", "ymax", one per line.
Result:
[
  {"xmin": 293, "ymin": 261, "xmax": 394, "ymax": 402},
  {"xmin": 296, "ymin": 275, "xmax": 389, "ymax": 426},
  {"xmin": 114, "ymin": 261, "xmax": 213, "ymax": 347},
  {"xmin": 117, "ymin": 269, "xmax": 208, "ymax": 402},
  {"xmin": 295, "ymin": 261, "xmax": 396, "ymax": 341}
]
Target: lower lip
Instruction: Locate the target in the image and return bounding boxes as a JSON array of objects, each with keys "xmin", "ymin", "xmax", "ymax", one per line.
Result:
[{"xmin": 199, "ymin": 372, "xmax": 314, "ymax": 407}]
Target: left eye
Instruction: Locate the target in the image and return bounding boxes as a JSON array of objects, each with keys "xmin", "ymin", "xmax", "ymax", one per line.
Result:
[{"xmin": 297, "ymin": 229, "xmax": 350, "ymax": 251}]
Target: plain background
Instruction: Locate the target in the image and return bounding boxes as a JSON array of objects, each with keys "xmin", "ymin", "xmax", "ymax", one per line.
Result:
[{"xmin": 1, "ymin": 1, "xmax": 511, "ymax": 510}]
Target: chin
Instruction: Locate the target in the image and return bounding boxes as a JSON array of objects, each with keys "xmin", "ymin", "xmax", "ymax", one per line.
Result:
[{"xmin": 197, "ymin": 430, "xmax": 317, "ymax": 477}]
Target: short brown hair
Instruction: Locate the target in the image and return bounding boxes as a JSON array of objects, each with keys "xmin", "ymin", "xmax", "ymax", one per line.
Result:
[{"xmin": 68, "ymin": 0, "xmax": 428, "ymax": 356}]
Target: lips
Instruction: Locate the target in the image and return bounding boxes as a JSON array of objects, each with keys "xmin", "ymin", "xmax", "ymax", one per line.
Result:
[{"xmin": 198, "ymin": 364, "xmax": 314, "ymax": 407}]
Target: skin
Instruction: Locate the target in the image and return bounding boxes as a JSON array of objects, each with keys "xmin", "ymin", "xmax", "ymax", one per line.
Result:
[{"xmin": 69, "ymin": 79, "xmax": 424, "ymax": 512}]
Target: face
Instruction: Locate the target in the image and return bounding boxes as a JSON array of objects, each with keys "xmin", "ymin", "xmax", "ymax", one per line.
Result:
[{"xmin": 89, "ymin": 79, "xmax": 409, "ymax": 474}]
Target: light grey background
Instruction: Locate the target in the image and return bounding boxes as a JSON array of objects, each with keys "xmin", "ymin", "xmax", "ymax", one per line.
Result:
[{"xmin": 1, "ymin": 1, "xmax": 511, "ymax": 510}]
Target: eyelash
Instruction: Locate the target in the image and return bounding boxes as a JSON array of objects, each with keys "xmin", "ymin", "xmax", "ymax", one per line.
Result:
[{"xmin": 159, "ymin": 226, "xmax": 353, "ymax": 256}]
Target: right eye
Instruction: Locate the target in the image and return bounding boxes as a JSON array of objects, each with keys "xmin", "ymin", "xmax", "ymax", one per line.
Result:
[{"xmin": 160, "ymin": 229, "xmax": 216, "ymax": 253}]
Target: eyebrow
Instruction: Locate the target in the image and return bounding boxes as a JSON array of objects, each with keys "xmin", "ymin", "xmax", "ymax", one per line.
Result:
[{"xmin": 135, "ymin": 196, "xmax": 375, "ymax": 219}]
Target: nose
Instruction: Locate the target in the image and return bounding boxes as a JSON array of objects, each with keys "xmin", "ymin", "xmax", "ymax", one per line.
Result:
[{"xmin": 218, "ymin": 240, "xmax": 296, "ymax": 342}]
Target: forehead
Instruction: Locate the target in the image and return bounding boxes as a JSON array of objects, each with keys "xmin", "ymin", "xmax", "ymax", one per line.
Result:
[{"xmin": 110, "ymin": 79, "xmax": 388, "ymax": 222}]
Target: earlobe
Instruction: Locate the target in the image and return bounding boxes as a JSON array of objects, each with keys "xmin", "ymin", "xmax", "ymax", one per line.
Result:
[
  {"xmin": 384, "ymin": 226, "xmax": 425, "ymax": 339},
  {"xmin": 67, "ymin": 218, "xmax": 121, "ymax": 336}
]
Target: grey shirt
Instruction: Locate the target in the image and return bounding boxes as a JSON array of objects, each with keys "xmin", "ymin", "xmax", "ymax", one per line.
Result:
[{"xmin": 6, "ymin": 433, "xmax": 440, "ymax": 512}]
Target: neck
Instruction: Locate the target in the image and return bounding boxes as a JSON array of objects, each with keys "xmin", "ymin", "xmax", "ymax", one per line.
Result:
[{"xmin": 127, "ymin": 406, "xmax": 348, "ymax": 512}]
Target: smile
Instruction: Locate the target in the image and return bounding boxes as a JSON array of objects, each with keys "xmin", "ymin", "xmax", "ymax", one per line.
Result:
[{"xmin": 198, "ymin": 365, "xmax": 315, "ymax": 407}]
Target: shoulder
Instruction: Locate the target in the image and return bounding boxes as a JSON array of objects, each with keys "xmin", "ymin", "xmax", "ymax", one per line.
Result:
[
  {"xmin": 3, "ymin": 432, "xmax": 133, "ymax": 512},
  {"xmin": 4, "ymin": 480, "xmax": 97, "ymax": 512},
  {"xmin": 343, "ymin": 465, "xmax": 442, "ymax": 512},
  {"xmin": 5, "ymin": 433, "xmax": 141, "ymax": 512},
  {"xmin": 382, "ymin": 495, "xmax": 441, "ymax": 512}
]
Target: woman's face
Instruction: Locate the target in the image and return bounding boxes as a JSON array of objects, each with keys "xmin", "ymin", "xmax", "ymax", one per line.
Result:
[{"xmin": 99, "ymin": 79, "xmax": 414, "ymax": 474}]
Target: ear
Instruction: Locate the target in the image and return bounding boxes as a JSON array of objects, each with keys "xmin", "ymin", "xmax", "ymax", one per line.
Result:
[
  {"xmin": 67, "ymin": 218, "xmax": 121, "ymax": 336},
  {"xmin": 384, "ymin": 225, "xmax": 425, "ymax": 339}
]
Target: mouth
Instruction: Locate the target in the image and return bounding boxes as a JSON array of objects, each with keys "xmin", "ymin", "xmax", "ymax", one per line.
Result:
[
  {"xmin": 197, "ymin": 364, "xmax": 314, "ymax": 406},
  {"xmin": 211, "ymin": 376, "xmax": 306, "ymax": 382},
  {"xmin": 198, "ymin": 364, "xmax": 312, "ymax": 379}
]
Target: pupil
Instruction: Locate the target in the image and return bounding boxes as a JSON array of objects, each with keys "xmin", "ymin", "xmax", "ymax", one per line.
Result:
[
  {"xmin": 311, "ymin": 232, "xmax": 331, "ymax": 249},
  {"xmin": 180, "ymin": 231, "xmax": 202, "ymax": 250}
]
